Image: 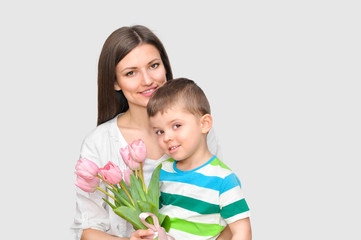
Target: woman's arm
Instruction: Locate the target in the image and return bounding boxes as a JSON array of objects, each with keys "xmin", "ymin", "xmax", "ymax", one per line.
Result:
[
  {"xmin": 82, "ymin": 229, "xmax": 125, "ymax": 240},
  {"xmin": 72, "ymin": 131, "xmax": 128, "ymax": 239},
  {"xmin": 82, "ymin": 229, "xmax": 154, "ymax": 240}
]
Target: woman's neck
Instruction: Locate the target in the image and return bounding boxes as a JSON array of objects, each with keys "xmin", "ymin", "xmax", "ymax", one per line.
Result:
[
  {"xmin": 117, "ymin": 105, "xmax": 164, "ymax": 160},
  {"xmin": 121, "ymin": 106, "xmax": 152, "ymax": 131}
]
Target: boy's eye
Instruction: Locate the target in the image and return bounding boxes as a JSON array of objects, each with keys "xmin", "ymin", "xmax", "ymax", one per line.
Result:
[
  {"xmin": 150, "ymin": 63, "xmax": 159, "ymax": 69},
  {"xmin": 126, "ymin": 71, "xmax": 135, "ymax": 77},
  {"xmin": 173, "ymin": 124, "xmax": 181, "ymax": 129},
  {"xmin": 155, "ymin": 130, "xmax": 164, "ymax": 135}
]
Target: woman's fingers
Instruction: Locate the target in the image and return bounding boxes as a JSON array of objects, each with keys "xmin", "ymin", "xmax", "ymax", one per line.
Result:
[{"xmin": 130, "ymin": 229, "xmax": 155, "ymax": 240}]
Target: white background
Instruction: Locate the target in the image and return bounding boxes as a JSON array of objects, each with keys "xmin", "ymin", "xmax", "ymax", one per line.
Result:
[{"xmin": 1, "ymin": 0, "xmax": 360, "ymax": 239}]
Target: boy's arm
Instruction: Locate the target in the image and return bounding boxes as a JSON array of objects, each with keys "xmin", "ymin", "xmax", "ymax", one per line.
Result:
[
  {"xmin": 228, "ymin": 217, "xmax": 252, "ymax": 240},
  {"xmin": 216, "ymin": 225, "xmax": 232, "ymax": 240}
]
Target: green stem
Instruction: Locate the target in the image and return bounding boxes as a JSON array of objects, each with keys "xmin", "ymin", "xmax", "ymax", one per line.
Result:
[
  {"xmin": 119, "ymin": 181, "xmax": 135, "ymax": 207},
  {"xmin": 140, "ymin": 162, "xmax": 147, "ymax": 193},
  {"xmin": 97, "ymin": 175, "xmax": 118, "ymax": 192},
  {"xmin": 96, "ymin": 187, "xmax": 120, "ymax": 204}
]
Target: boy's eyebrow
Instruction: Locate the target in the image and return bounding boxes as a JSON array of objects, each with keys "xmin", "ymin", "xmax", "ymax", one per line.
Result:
[
  {"xmin": 170, "ymin": 118, "xmax": 183, "ymax": 123},
  {"xmin": 150, "ymin": 118, "xmax": 181, "ymax": 129}
]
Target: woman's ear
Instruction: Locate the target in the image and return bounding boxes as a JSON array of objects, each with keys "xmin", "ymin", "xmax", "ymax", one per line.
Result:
[
  {"xmin": 114, "ymin": 81, "xmax": 121, "ymax": 91},
  {"xmin": 200, "ymin": 114, "xmax": 213, "ymax": 134}
]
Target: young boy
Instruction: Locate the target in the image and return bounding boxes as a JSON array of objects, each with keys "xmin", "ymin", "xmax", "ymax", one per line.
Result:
[{"xmin": 147, "ymin": 78, "xmax": 251, "ymax": 240}]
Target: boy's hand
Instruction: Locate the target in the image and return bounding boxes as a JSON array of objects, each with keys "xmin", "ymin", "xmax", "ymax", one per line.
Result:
[{"xmin": 130, "ymin": 229, "xmax": 155, "ymax": 240}]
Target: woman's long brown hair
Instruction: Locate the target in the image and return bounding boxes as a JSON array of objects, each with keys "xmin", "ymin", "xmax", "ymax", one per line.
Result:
[{"xmin": 97, "ymin": 25, "xmax": 173, "ymax": 126}]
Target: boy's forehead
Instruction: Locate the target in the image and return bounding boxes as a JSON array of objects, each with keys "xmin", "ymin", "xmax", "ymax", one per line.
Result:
[
  {"xmin": 156, "ymin": 104, "xmax": 187, "ymax": 117},
  {"xmin": 158, "ymin": 102, "xmax": 187, "ymax": 115},
  {"xmin": 150, "ymin": 104, "xmax": 188, "ymax": 122}
]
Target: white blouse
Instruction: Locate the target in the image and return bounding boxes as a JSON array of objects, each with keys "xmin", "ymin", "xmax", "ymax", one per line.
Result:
[{"xmin": 70, "ymin": 115, "xmax": 221, "ymax": 239}]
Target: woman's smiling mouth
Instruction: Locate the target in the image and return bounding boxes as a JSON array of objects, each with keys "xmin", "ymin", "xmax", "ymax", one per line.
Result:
[{"xmin": 140, "ymin": 87, "xmax": 157, "ymax": 97}]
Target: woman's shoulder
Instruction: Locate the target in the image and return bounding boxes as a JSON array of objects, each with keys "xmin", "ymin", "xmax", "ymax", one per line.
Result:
[
  {"xmin": 79, "ymin": 116, "xmax": 122, "ymax": 166},
  {"xmin": 83, "ymin": 116, "xmax": 119, "ymax": 144}
]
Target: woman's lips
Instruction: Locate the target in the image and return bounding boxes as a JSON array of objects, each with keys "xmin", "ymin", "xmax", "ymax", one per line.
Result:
[{"xmin": 140, "ymin": 87, "xmax": 157, "ymax": 97}]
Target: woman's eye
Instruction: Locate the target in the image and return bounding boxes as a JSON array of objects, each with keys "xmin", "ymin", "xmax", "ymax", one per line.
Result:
[
  {"xmin": 173, "ymin": 124, "xmax": 181, "ymax": 130},
  {"xmin": 126, "ymin": 71, "xmax": 135, "ymax": 77},
  {"xmin": 150, "ymin": 63, "xmax": 159, "ymax": 69}
]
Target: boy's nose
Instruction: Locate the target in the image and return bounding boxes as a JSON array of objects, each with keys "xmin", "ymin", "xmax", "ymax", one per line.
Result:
[{"xmin": 163, "ymin": 132, "xmax": 172, "ymax": 142}]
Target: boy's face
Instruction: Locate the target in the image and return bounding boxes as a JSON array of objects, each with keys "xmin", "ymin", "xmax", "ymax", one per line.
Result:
[{"xmin": 149, "ymin": 104, "xmax": 205, "ymax": 162}]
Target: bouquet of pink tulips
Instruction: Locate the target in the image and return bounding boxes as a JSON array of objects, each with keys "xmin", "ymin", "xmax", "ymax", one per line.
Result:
[{"xmin": 74, "ymin": 139, "xmax": 171, "ymax": 235}]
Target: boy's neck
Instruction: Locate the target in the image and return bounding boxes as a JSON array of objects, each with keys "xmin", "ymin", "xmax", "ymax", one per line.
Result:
[{"xmin": 176, "ymin": 149, "xmax": 213, "ymax": 171}]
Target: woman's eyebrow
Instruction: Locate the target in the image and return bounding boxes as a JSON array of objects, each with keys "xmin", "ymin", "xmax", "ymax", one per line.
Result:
[
  {"xmin": 119, "ymin": 58, "xmax": 161, "ymax": 73},
  {"xmin": 119, "ymin": 66, "xmax": 136, "ymax": 73}
]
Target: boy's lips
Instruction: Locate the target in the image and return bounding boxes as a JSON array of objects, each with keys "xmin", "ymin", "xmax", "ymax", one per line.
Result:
[{"xmin": 168, "ymin": 145, "xmax": 180, "ymax": 153}]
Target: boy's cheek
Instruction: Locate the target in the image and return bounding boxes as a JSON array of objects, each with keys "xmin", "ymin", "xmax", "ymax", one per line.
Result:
[{"xmin": 157, "ymin": 140, "xmax": 166, "ymax": 150}]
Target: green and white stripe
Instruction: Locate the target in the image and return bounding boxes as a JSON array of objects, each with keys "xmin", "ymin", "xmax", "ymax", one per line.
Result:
[{"xmin": 159, "ymin": 156, "xmax": 250, "ymax": 239}]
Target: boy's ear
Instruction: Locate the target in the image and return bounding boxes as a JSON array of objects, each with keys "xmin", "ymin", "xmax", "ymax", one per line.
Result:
[{"xmin": 200, "ymin": 114, "xmax": 213, "ymax": 134}]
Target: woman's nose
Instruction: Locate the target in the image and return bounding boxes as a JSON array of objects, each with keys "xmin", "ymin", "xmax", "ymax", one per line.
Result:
[{"xmin": 141, "ymin": 70, "xmax": 153, "ymax": 85}]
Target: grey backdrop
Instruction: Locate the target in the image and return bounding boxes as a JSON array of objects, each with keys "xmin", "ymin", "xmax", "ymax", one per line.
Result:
[{"xmin": 1, "ymin": 0, "xmax": 360, "ymax": 239}]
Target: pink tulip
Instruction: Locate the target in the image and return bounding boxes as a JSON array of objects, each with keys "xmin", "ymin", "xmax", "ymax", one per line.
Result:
[
  {"xmin": 120, "ymin": 145, "xmax": 141, "ymax": 170},
  {"xmin": 129, "ymin": 139, "xmax": 147, "ymax": 163},
  {"xmin": 123, "ymin": 168, "xmax": 134, "ymax": 186},
  {"xmin": 98, "ymin": 162, "xmax": 123, "ymax": 185},
  {"xmin": 75, "ymin": 157, "xmax": 99, "ymax": 180},
  {"xmin": 75, "ymin": 175, "xmax": 100, "ymax": 193}
]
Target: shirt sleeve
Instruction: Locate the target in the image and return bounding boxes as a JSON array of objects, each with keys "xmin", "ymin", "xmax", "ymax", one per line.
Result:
[
  {"xmin": 207, "ymin": 127, "xmax": 223, "ymax": 159},
  {"xmin": 219, "ymin": 173, "xmax": 250, "ymax": 224},
  {"xmin": 70, "ymin": 136, "xmax": 111, "ymax": 239}
]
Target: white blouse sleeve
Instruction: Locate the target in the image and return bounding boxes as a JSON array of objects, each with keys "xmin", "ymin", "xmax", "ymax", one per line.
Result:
[
  {"xmin": 207, "ymin": 127, "xmax": 223, "ymax": 160},
  {"xmin": 71, "ymin": 120, "xmax": 134, "ymax": 239},
  {"xmin": 71, "ymin": 137, "xmax": 111, "ymax": 239}
]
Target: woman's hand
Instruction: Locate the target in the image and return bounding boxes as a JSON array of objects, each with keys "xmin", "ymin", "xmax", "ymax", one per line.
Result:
[{"xmin": 130, "ymin": 229, "xmax": 155, "ymax": 240}]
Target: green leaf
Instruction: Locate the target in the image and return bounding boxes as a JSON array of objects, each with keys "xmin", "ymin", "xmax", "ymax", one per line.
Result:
[
  {"xmin": 138, "ymin": 200, "xmax": 158, "ymax": 215},
  {"xmin": 137, "ymin": 200, "xmax": 159, "ymax": 225},
  {"xmin": 130, "ymin": 174, "xmax": 146, "ymax": 208},
  {"xmin": 102, "ymin": 198, "xmax": 116, "ymax": 209},
  {"xmin": 113, "ymin": 206, "xmax": 146, "ymax": 230},
  {"xmin": 135, "ymin": 174, "xmax": 147, "ymax": 201},
  {"xmin": 117, "ymin": 180, "xmax": 132, "ymax": 203},
  {"xmin": 158, "ymin": 213, "xmax": 171, "ymax": 232},
  {"xmin": 108, "ymin": 187, "xmax": 133, "ymax": 208},
  {"xmin": 147, "ymin": 164, "xmax": 162, "ymax": 208}
]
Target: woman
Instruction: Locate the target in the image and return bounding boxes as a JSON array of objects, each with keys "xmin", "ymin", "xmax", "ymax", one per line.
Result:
[{"xmin": 71, "ymin": 25, "xmax": 228, "ymax": 240}]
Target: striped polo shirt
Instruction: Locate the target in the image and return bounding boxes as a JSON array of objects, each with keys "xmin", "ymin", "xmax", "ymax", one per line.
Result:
[{"xmin": 159, "ymin": 156, "xmax": 250, "ymax": 240}]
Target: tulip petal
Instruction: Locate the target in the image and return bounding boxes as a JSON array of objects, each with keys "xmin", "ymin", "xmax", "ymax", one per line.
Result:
[
  {"xmin": 99, "ymin": 161, "xmax": 123, "ymax": 185},
  {"xmin": 129, "ymin": 139, "xmax": 147, "ymax": 163},
  {"xmin": 75, "ymin": 175, "xmax": 100, "ymax": 193},
  {"xmin": 75, "ymin": 158, "xmax": 99, "ymax": 179}
]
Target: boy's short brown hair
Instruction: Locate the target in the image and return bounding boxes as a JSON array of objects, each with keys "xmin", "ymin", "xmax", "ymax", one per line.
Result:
[{"xmin": 147, "ymin": 78, "xmax": 211, "ymax": 117}]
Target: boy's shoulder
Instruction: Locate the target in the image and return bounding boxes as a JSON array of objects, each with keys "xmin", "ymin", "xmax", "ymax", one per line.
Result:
[
  {"xmin": 199, "ymin": 156, "xmax": 234, "ymax": 179},
  {"xmin": 209, "ymin": 156, "xmax": 231, "ymax": 171},
  {"xmin": 160, "ymin": 158, "xmax": 175, "ymax": 171}
]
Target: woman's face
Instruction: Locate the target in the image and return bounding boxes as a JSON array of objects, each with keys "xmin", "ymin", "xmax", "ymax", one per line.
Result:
[{"xmin": 115, "ymin": 44, "xmax": 167, "ymax": 109}]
